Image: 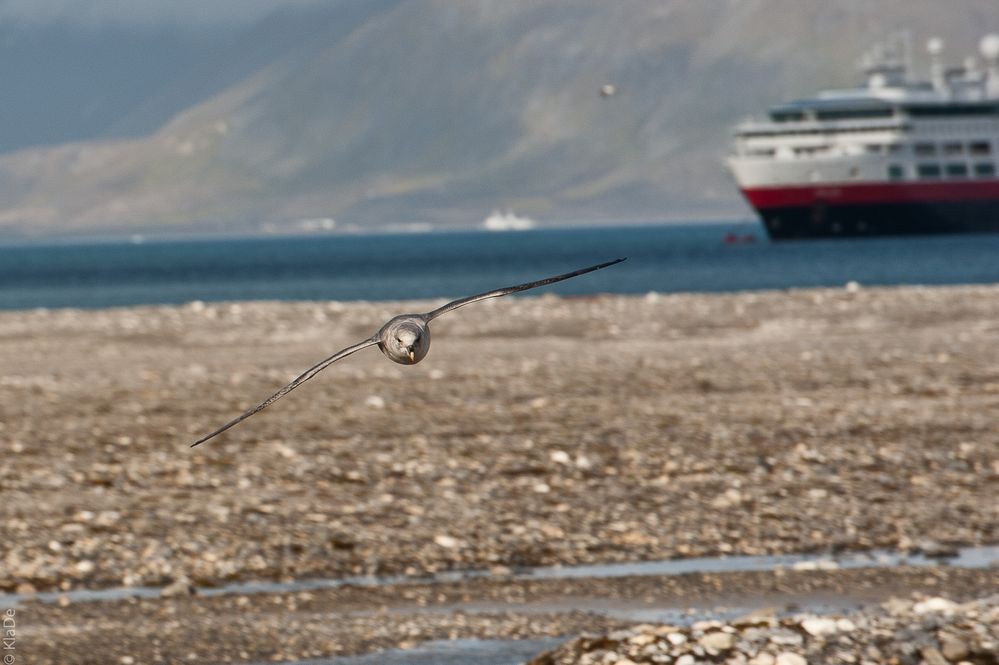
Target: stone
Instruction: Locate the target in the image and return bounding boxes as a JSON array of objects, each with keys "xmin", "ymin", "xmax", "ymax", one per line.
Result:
[
  {"xmin": 916, "ymin": 540, "xmax": 959, "ymax": 559},
  {"xmin": 801, "ymin": 617, "xmax": 839, "ymax": 637},
  {"xmin": 791, "ymin": 559, "xmax": 839, "ymax": 571},
  {"xmin": 920, "ymin": 647, "xmax": 949, "ymax": 665},
  {"xmin": 700, "ymin": 631, "xmax": 736, "ymax": 654},
  {"xmin": 433, "ymin": 534, "xmax": 459, "ymax": 548},
  {"xmin": 769, "ymin": 632, "xmax": 803, "ymax": 647},
  {"xmin": 775, "ymin": 653, "xmax": 807, "ymax": 665},
  {"xmin": 692, "ymin": 620, "xmax": 723, "ymax": 632},
  {"xmin": 914, "ymin": 597, "xmax": 958, "ymax": 615},
  {"xmin": 629, "ymin": 633, "xmax": 657, "ymax": 646},
  {"xmin": 160, "ymin": 576, "xmax": 195, "ymax": 598},
  {"xmin": 883, "ymin": 598, "xmax": 912, "ymax": 616},
  {"xmin": 939, "ymin": 636, "xmax": 969, "ymax": 662},
  {"xmin": 15, "ymin": 582, "xmax": 36, "ymax": 595},
  {"xmin": 749, "ymin": 655, "xmax": 775, "ymax": 665},
  {"xmin": 549, "ymin": 450, "xmax": 571, "ymax": 465},
  {"xmin": 835, "ymin": 619, "xmax": 856, "ymax": 633},
  {"xmin": 734, "ymin": 609, "xmax": 779, "ymax": 628}
]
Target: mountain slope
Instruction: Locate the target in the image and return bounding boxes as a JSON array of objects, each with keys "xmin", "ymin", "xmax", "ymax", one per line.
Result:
[{"xmin": 2, "ymin": 0, "xmax": 998, "ymax": 236}]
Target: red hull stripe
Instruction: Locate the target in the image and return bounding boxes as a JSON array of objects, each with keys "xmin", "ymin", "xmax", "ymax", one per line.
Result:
[{"xmin": 742, "ymin": 180, "xmax": 999, "ymax": 208}]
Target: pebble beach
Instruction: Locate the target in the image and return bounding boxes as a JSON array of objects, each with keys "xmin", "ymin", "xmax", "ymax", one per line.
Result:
[{"xmin": 2, "ymin": 284, "xmax": 997, "ymax": 663}]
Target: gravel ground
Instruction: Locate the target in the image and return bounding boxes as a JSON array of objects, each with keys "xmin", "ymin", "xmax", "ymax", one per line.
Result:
[
  {"xmin": 1, "ymin": 284, "xmax": 997, "ymax": 662},
  {"xmin": 3, "ymin": 285, "xmax": 997, "ymax": 592}
]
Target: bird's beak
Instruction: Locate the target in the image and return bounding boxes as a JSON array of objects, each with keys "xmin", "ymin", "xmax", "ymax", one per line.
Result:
[{"xmin": 408, "ymin": 349, "xmax": 416, "ymax": 362}]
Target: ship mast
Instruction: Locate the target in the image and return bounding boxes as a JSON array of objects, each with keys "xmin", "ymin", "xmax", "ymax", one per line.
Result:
[
  {"xmin": 982, "ymin": 34, "xmax": 999, "ymax": 98},
  {"xmin": 860, "ymin": 32, "xmax": 909, "ymax": 90}
]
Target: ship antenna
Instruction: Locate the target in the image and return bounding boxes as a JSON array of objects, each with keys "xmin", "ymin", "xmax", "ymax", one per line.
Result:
[
  {"xmin": 927, "ymin": 37, "xmax": 945, "ymax": 93},
  {"xmin": 901, "ymin": 29, "xmax": 913, "ymax": 82},
  {"xmin": 981, "ymin": 34, "xmax": 999, "ymax": 98}
]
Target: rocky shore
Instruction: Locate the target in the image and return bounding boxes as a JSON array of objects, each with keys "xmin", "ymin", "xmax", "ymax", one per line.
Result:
[
  {"xmin": 17, "ymin": 566, "xmax": 999, "ymax": 663},
  {"xmin": 530, "ymin": 594, "xmax": 999, "ymax": 665},
  {"xmin": 2, "ymin": 284, "xmax": 997, "ymax": 662}
]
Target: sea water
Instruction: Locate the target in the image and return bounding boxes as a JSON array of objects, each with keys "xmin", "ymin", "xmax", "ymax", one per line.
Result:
[{"xmin": 3, "ymin": 221, "xmax": 999, "ymax": 310}]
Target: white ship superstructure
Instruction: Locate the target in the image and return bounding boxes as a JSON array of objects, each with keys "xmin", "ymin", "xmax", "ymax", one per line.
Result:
[{"xmin": 727, "ymin": 35, "xmax": 999, "ymax": 238}]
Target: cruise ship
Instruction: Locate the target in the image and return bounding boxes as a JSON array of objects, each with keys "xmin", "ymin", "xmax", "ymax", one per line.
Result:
[{"xmin": 727, "ymin": 35, "xmax": 999, "ymax": 239}]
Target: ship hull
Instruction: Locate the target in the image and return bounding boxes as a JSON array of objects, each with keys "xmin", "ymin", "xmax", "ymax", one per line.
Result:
[{"xmin": 740, "ymin": 181, "xmax": 999, "ymax": 239}]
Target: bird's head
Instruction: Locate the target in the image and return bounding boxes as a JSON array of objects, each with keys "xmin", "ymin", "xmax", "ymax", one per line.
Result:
[{"xmin": 378, "ymin": 316, "xmax": 431, "ymax": 365}]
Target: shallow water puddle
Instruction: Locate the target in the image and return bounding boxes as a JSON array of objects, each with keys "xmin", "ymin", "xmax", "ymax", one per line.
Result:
[
  {"xmin": 252, "ymin": 637, "xmax": 564, "ymax": 665},
  {"xmin": 270, "ymin": 592, "xmax": 894, "ymax": 665},
  {"xmin": 3, "ymin": 544, "xmax": 996, "ymax": 608}
]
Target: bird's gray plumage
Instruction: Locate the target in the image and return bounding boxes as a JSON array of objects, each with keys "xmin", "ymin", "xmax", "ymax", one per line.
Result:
[{"xmin": 190, "ymin": 257, "xmax": 624, "ymax": 447}]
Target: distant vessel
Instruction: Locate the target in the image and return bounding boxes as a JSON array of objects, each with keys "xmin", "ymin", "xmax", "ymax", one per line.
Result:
[
  {"xmin": 727, "ymin": 34, "xmax": 999, "ymax": 239},
  {"xmin": 483, "ymin": 210, "xmax": 535, "ymax": 231}
]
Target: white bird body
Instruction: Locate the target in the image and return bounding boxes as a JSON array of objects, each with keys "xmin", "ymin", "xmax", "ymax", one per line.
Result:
[{"xmin": 378, "ymin": 315, "xmax": 430, "ymax": 365}]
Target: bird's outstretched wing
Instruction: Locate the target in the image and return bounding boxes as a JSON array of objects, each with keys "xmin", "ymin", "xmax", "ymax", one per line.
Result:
[
  {"xmin": 190, "ymin": 336, "xmax": 380, "ymax": 447},
  {"xmin": 423, "ymin": 258, "xmax": 626, "ymax": 322}
]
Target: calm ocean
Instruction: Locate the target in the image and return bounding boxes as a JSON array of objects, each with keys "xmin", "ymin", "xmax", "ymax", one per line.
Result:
[{"xmin": 3, "ymin": 220, "xmax": 999, "ymax": 310}]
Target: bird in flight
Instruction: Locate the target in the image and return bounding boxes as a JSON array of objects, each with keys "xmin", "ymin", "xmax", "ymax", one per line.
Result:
[{"xmin": 191, "ymin": 258, "xmax": 625, "ymax": 447}]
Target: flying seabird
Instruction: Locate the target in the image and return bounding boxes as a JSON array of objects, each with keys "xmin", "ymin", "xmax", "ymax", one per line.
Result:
[{"xmin": 191, "ymin": 258, "xmax": 625, "ymax": 447}]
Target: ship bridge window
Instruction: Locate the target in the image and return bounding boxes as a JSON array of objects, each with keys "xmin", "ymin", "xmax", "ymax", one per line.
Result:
[
  {"xmin": 914, "ymin": 143, "xmax": 937, "ymax": 156},
  {"xmin": 943, "ymin": 142, "xmax": 963, "ymax": 155},
  {"xmin": 794, "ymin": 145, "xmax": 830, "ymax": 156},
  {"xmin": 770, "ymin": 110, "xmax": 805, "ymax": 122},
  {"xmin": 974, "ymin": 162, "xmax": 995, "ymax": 177},
  {"xmin": 887, "ymin": 164, "xmax": 905, "ymax": 180},
  {"xmin": 969, "ymin": 141, "xmax": 991, "ymax": 156},
  {"xmin": 865, "ymin": 144, "xmax": 883, "ymax": 154},
  {"xmin": 886, "ymin": 144, "xmax": 904, "ymax": 155},
  {"xmin": 904, "ymin": 103, "xmax": 999, "ymax": 117},
  {"xmin": 917, "ymin": 163, "xmax": 941, "ymax": 179},
  {"xmin": 815, "ymin": 108, "xmax": 893, "ymax": 121},
  {"xmin": 747, "ymin": 148, "xmax": 776, "ymax": 157},
  {"xmin": 945, "ymin": 163, "xmax": 968, "ymax": 178}
]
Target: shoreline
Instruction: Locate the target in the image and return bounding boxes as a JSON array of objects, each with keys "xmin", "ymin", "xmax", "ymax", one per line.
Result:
[
  {"xmin": 18, "ymin": 567, "xmax": 999, "ymax": 663},
  {"xmin": 5, "ymin": 544, "xmax": 996, "ymax": 609}
]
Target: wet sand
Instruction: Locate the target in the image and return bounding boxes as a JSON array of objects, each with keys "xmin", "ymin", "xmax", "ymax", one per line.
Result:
[{"xmin": 2, "ymin": 284, "xmax": 998, "ymax": 662}]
